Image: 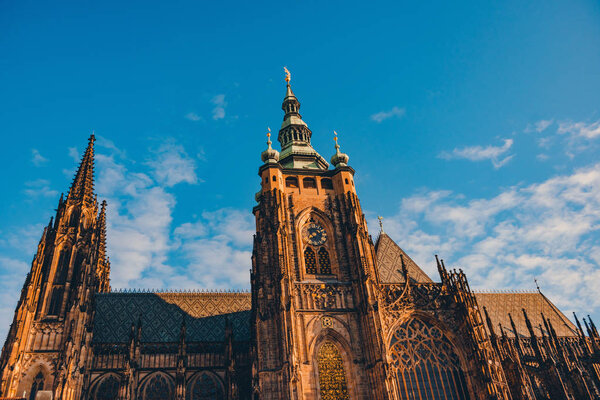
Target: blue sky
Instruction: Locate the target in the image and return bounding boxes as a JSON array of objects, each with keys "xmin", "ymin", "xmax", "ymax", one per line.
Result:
[{"xmin": 1, "ymin": 0, "xmax": 600, "ymax": 340}]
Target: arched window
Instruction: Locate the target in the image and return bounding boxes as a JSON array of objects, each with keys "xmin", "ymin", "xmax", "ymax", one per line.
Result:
[
  {"xmin": 93, "ymin": 374, "xmax": 120, "ymax": 400},
  {"xmin": 318, "ymin": 248, "xmax": 332, "ymax": 274},
  {"xmin": 186, "ymin": 373, "xmax": 224, "ymax": 400},
  {"xmin": 317, "ymin": 341, "xmax": 349, "ymax": 400},
  {"xmin": 304, "ymin": 248, "xmax": 317, "ymax": 274},
  {"xmin": 388, "ymin": 318, "xmax": 470, "ymax": 400},
  {"xmin": 140, "ymin": 373, "xmax": 175, "ymax": 400},
  {"xmin": 29, "ymin": 372, "xmax": 44, "ymax": 400},
  {"xmin": 285, "ymin": 177, "xmax": 298, "ymax": 188},
  {"xmin": 303, "ymin": 178, "xmax": 317, "ymax": 188}
]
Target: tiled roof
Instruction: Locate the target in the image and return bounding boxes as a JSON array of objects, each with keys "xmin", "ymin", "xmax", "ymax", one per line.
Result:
[
  {"xmin": 375, "ymin": 233, "xmax": 433, "ymax": 283},
  {"xmin": 93, "ymin": 292, "xmax": 252, "ymax": 343},
  {"xmin": 475, "ymin": 291, "xmax": 577, "ymax": 337}
]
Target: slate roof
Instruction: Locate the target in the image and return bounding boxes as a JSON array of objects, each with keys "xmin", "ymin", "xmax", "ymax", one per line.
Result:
[
  {"xmin": 475, "ymin": 291, "xmax": 578, "ymax": 337},
  {"xmin": 93, "ymin": 292, "xmax": 252, "ymax": 343},
  {"xmin": 375, "ymin": 233, "xmax": 433, "ymax": 283}
]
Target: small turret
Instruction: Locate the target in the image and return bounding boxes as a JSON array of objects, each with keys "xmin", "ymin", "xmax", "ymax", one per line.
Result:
[
  {"xmin": 330, "ymin": 131, "xmax": 349, "ymax": 168},
  {"xmin": 261, "ymin": 128, "xmax": 279, "ymax": 164}
]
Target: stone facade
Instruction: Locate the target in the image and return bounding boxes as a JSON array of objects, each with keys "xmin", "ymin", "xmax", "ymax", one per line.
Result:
[{"xmin": 1, "ymin": 80, "xmax": 599, "ymax": 399}]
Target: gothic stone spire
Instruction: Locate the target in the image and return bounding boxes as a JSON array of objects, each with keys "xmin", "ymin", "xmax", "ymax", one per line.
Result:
[{"xmin": 67, "ymin": 134, "xmax": 96, "ymax": 206}]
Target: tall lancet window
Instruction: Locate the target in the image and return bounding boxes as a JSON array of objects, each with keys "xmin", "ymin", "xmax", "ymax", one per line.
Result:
[
  {"xmin": 304, "ymin": 248, "xmax": 317, "ymax": 274},
  {"xmin": 317, "ymin": 341, "xmax": 349, "ymax": 400},
  {"xmin": 389, "ymin": 318, "xmax": 471, "ymax": 400},
  {"xmin": 318, "ymin": 247, "xmax": 331, "ymax": 274}
]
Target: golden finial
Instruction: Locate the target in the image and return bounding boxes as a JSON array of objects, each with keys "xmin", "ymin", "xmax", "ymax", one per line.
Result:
[
  {"xmin": 284, "ymin": 67, "xmax": 291, "ymax": 83},
  {"xmin": 266, "ymin": 127, "xmax": 272, "ymax": 148},
  {"xmin": 267, "ymin": 126, "xmax": 271, "ymax": 139}
]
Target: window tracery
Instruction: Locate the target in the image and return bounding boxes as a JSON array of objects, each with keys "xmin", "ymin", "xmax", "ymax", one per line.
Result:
[
  {"xmin": 304, "ymin": 247, "xmax": 317, "ymax": 274},
  {"xmin": 187, "ymin": 373, "xmax": 224, "ymax": 400},
  {"xmin": 318, "ymin": 247, "xmax": 332, "ymax": 274},
  {"xmin": 388, "ymin": 318, "xmax": 470, "ymax": 400},
  {"xmin": 93, "ymin": 374, "xmax": 120, "ymax": 400},
  {"xmin": 140, "ymin": 373, "xmax": 175, "ymax": 400},
  {"xmin": 317, "ymin": 341, "xmax": 349, "ymax": 400}
]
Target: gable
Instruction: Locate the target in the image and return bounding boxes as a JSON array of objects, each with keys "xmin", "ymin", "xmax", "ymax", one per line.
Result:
[{"xmin": 375, "ymin": 233, "xmax": 433, "ymax": 284}]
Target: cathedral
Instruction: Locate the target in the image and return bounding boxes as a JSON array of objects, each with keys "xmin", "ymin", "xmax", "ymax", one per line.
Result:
[{"xmin": 1, "ymin": 74, "xmax": 599, "ymax": 400}]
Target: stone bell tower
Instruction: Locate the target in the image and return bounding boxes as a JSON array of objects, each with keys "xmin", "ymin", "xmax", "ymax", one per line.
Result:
[
  {"xmin": 251, "ymin": 71, "xmax": 388, "ymax": 400},
  {"xmin": 0, "ymin": 134, "xmax": 110, "ymax": 399}
]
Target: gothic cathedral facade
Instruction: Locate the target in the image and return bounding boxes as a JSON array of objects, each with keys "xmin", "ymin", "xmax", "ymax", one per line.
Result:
[{"xmin": 1, "ymin": 78, "xmax": 600, "ymax": 400}]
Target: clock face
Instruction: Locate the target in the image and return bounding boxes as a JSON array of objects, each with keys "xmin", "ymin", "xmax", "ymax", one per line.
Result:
[{"xmin": 304, "ymin": 223, "xmax": 327, "ymax": 246}]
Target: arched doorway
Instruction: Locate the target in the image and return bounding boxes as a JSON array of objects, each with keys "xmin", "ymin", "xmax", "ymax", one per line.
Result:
[
  {"xmin": 317, "ymin": 341, "xmax": 350, "ymax": 400},
  {"xmin": 388, "ymin": 317, "xmax": 470, "ymax": 400},
  {"xmin": 28, "ymin": 372, "xmax": 44, "ymax": 400}
]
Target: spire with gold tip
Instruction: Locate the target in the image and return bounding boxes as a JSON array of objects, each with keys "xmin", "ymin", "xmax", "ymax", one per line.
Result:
[
  {"xmin": 330, "ymin": 131, "xmax": 349, "ymax": 168},
  {"xmin": 261, "ymin": 127, "xmax": 279, "ymax": 164}
]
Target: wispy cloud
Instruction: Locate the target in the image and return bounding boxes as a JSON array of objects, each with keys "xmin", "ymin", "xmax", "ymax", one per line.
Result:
[
  {"xmin": 438, "ymin": 138, "xmax": 514, "ymax": 169},
  {"xmin": 525, "ymin": 119, "xmax": 553, "ymax": 133},
  {"xmin": 371, "ymin": 162, "xmax": 600, "ymax": 318},
  {"xmin": 185, "ymin": 112, "xmax": 203, "ymax": 122},
  {"xmin": 370, "ymin": 106, "xmax": 405, "ymax": 123},
  {"xmin": 31, "ymin": 149, "xmax": 48, "ymax": 166},
  {"xmin": 147, "ymin": 140, "xmax": 199, "ymax": 187},
  {"xmin": 558, "ymin": 120, "xmax": 600, "ymax": 140},
  {"xmin": 23, "ymin": 179, "xmax": 58, "ymax": 198},
  {"xmin": 211, "ymin": 94, "xmax": 226, "ymax": 120}
]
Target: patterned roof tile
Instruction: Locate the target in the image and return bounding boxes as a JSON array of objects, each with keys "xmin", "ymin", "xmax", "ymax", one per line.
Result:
[{"xmin": 93, "ymin": 292, "xmax": 251, "ymax": 343}]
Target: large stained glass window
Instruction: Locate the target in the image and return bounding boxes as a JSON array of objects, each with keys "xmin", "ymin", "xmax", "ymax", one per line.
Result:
[
  {"xmin": 388, "ymin": 318, "xmax": 470, "ymax": 400},
  {"xmin": 305, "ymin": 247, "xmax": 318, "ymax": 274},
  {"xmin": 317, "ymin": 341, "xmax": 349, "ymax": 400},
  {"xmin": 187, "ymin": 373, "xmax": 224, "ymax": 400},
  {"xmin": 93, "ymin": 374, "xmax": 120, "ymax": 400},
  {"xmin": 140, "ymin": 373, "xmax": 175, "ymax": 400},
  {"xmin": 318, "ymin": 247, "xmax": 332, "ymax": 274}
]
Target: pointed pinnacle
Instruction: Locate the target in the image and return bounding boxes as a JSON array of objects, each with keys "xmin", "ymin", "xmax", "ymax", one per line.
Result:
[{"xmin": 67, "ymin": 134, "xmax": 96, "ymax": 206}]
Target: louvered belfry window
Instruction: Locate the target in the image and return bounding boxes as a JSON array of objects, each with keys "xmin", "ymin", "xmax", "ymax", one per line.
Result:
[
  {"xmin": 304, "ymin": 247, "xmax": 318, "ymax": 274},
  {"xmin": 389, "ymin": 318, "xmax": 471, "ymax": 400},
  {"xmin": 317, "ymin": 341, "xmax": 350, "ymax": 400}
]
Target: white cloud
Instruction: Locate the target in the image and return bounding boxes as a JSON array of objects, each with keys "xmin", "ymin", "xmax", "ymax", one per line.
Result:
[
  {"xmin": 211, "ymin": 94, "xmax": 226, "ymax": 120},
  {"xmin": 23, "ymin": 179, "xmax": 58, "ymax": 198},
  {"xmin": 525, "ymin": 119, "xmax": 553, "ymax": 133},
  {"xmin": 68, "ymin": 147, "xmax": 80, "ymax": 162},
  {"xmin": 439, "ymin": 139, "xmax": 514, "ymax": 169},
  {"xmin": 147, "ymin": 141, "xmax": 199, "ymax": 187},
  {"xmin": 373, "ymin": 162, "xmax": 600, "ymax": 318},
  {"xmin": 370, "ymin": 106, "xmax": 405, "ymax": 123},
  {"xmin": 31, "ymin": 149, "xmax": 48, "ymax": 166},
  {"xmin": 185, "ymin": 112, "xmax": 203, "ymax": 122},
  {"xmin": 558, "ymin": 120, "xmax": 600, "ymax": 140}
]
